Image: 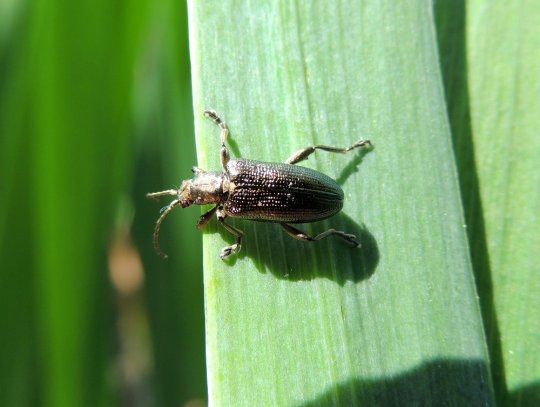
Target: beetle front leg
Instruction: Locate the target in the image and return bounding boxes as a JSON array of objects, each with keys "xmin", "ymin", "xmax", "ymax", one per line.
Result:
[
  {"xmin": 280, "ymin": 223, "xmax": 359, "ymax": 247},
  {"xmin": 204, "ymin": 110, "xmax": 230, "ymax": 171},
  {"xmin": 285, "ymin": 139, "xmax": 372, "ymax": 165},
  {"xmin": 197, "ymin": 205, "xmax": 218, "ymax": 229},
  {"xmin": 216, "ymin": 208, "xmax": 243, "ymax": 259}
]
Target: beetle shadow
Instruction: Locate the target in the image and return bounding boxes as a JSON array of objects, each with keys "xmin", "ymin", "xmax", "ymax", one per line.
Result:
[
  {"xmin": 210, "ymin": 213, "xmax": 379, "ymax": 285},
  {"xmin": 335, "ymin": 144, "xmax": 373, "ymax": 186},
  {"xmin": 225, "ymin": 131, "xmax": 243, "ymax": 159},
  {"xmin": 203, "ymin": 142, "xmax": 377, "ymax": 284}
]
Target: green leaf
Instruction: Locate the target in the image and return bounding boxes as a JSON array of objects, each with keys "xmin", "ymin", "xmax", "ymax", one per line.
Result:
[
  {"xmin": 0, "ymin": 1, "xmax": 148, "ymax": 406},
  {"xmin": 468, "ymin": 4, "xmax": 540, "ymax": 403},
  {"xmin": 188, "ymin": 1, "xmax": 493, "ymax": 405},
  {"xmin": 436, "ymin": 1, "xmax": 540, "ymax": 405},
  {"xmin": 460, "ymin": 1, "xmax": 538, "ymax": 405},
  {"xmin": 132, "ymin": 1, "xmax": 207, "ymax": 404},
  {"xmin": 1, "ymin": 1, "xmax": 208, "ymax": 405}
]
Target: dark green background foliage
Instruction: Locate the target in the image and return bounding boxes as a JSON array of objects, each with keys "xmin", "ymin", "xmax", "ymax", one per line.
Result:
[
  {"xmin": 0, "ymin": 1, "xmax": 205, "ymax": 406},
  {"xmin": 1, "ymin": 0, "xmax": 538, "ymax": 406}
]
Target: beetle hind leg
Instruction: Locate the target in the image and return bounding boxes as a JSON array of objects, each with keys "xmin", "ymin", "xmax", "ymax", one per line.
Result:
[
  {"xmin": 280, "ymin": 223, "xmax": 359, "ymax": 247},
  {"xmin": 285, "ymin": 140, "xmax": 372, "ymax": 165}
]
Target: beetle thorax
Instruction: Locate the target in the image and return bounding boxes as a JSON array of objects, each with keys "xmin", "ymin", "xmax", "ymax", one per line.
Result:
[{"xmin": 179, "ymin": 170, "xmax": 228, "ymax": 207}]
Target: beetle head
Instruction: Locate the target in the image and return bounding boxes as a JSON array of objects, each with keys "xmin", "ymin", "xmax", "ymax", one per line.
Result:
[
  {"xmin": 146, "ymin": 169, "xmax": 226, "ymax": 258},
  {"xmin": 178, "ymin": 179, "xmax": 193, "ymax": 207}
]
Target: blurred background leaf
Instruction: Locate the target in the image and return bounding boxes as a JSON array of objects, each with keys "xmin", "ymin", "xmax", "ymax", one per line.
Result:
[{"xmin": 0, "ymin": 0, "xmax": 205, "ymax": 406}]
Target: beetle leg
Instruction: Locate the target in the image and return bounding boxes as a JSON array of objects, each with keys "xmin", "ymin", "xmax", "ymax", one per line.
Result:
[
  {"xmin": 216, "ymin": 208, "xmax": 243, "ymax": 259},
  {"xmin": 280, "ymin": 223, "xmax": 359, "ymax": 247},
  {"xmin": 285, "ymin": 139, "xmax": 372, "ymax": 165},
  {"xmin": 218, "ymin": 220, "xmax": 243, "ymax": 259},
  {"xmin": 197, "ymin": 205, "xmax": 218, "ymax": 229},
  {"xmin": 204, "ymin": 110, "xmax": 230, "ymax": 171}
]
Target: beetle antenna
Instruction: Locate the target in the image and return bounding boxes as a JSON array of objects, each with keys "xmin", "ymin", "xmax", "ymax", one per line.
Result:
[
  {"xmin": 152, "ymin": 199, "xmax": 181, "ymax": 258},
  {"xmin": 146, "ymin": 189, "xmax": 177, "ymax": 200}
]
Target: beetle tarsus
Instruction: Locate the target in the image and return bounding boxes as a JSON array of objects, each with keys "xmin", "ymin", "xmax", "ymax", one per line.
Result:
[
  {"xmin": 339, "ymin": 232, "xmax": 360, "ymax": 247},
  {"xmin": 220, "ymin": 243, "xmax": 241, "ymax": 260}
]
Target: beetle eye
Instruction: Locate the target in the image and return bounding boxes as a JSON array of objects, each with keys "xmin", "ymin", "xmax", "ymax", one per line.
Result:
[{"xmin": 180, "ymin": 199, "xmax": 192, "ymax": 208}]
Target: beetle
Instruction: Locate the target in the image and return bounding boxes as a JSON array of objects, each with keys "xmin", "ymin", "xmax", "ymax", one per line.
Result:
[{"xmin": 147, "ymin": 110, "xmax": 372, "ymax": 259}]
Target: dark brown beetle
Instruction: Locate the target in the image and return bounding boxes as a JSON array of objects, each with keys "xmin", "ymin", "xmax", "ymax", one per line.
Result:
[{"xmin": 147, "ymin": 110, "xmax": 372, "ymax": 259}]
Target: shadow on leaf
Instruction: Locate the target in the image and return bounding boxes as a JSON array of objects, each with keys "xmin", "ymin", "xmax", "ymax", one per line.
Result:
[
  {"xmin": 299, "ymin": 358, "xmax": 493, "ymax": 407},
  {"xmin": 207, "ymin": 212, "xmax": 379, "ymax": 285}
]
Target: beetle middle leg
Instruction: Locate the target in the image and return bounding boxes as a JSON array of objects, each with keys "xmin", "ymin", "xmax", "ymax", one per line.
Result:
[
  {"xmin": 280, "ymin": 223, "xmax": 359, "ymax": 247},
  {"xmin": 285, "ymin": 139, "xmax": 372, "ymax": 165},
  {"xmin": 204, "ymin": 110, "xmax": 230, "ymax": 170},
  {"xmin": 216, "ymin": 207, "xmax": 243, "ymax": 259}
]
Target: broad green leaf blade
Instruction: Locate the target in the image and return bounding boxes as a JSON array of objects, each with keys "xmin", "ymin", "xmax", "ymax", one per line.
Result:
[
  {"xmin": 188, "ymin": 1, "xmax": 493, "ymax": 405},
  {"xmin": 466, "ymin": 1, "xmax": 540, "ymax": 404}
]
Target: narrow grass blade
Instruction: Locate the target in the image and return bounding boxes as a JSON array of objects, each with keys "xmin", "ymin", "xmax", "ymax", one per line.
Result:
[{"xmin": 467, "ymin": 1, "xmax": 539, "ymax": 404}]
